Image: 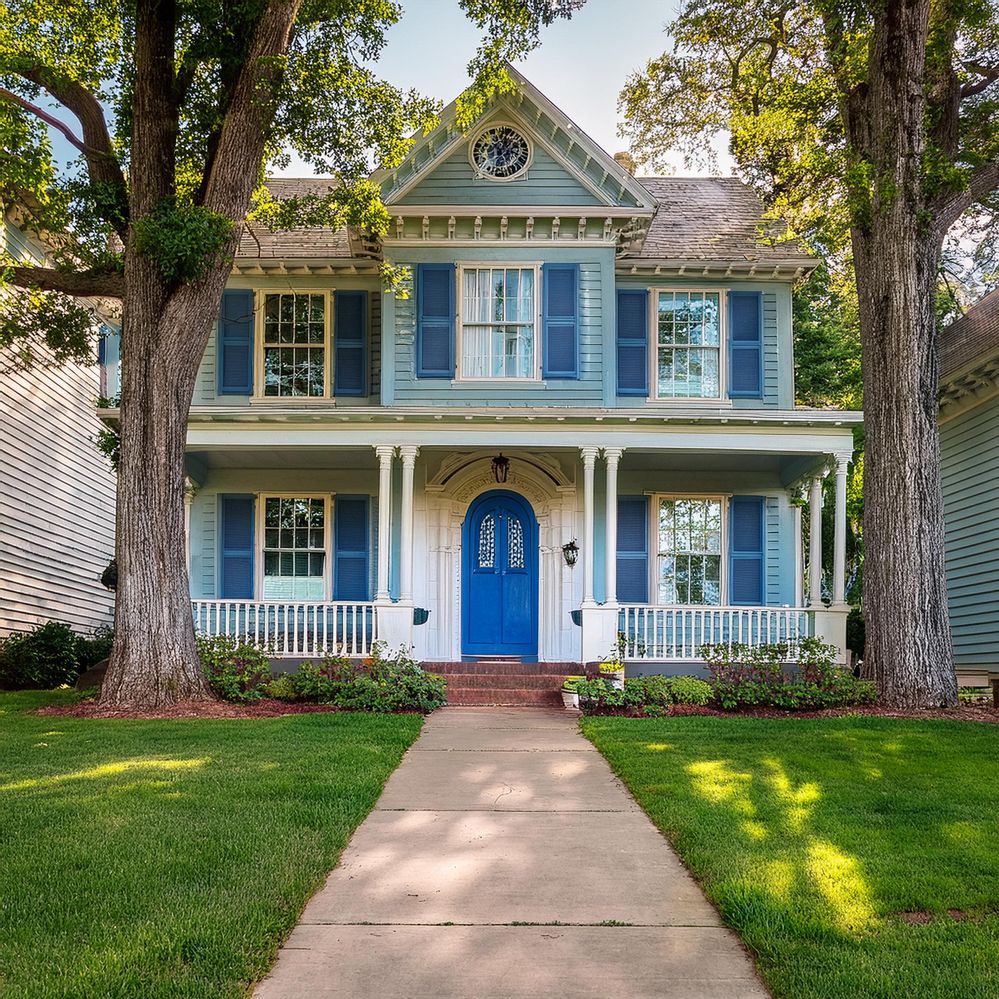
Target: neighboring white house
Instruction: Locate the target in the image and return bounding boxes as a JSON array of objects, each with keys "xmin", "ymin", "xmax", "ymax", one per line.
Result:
[{"xmin": 0, "ymin": 217, "xmax": 116, "ymax": 635}]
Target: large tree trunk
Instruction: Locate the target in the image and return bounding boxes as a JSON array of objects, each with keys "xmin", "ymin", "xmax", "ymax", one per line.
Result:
[
  {"xmin": 100, "ymin": 298, "xmax": 216, "ymax": 707},
  {"xmin": 848, "ymin": 0, "xmax": 957, "ymax": 707}
]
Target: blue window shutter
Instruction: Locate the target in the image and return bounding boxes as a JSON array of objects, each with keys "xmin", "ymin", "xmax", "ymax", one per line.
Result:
[
  {"xmin": 219, "ymin": 494, "xmax": 255, "ymax": 599},
  {"xmin": 728, "ymin": 291, "xmax": 763, "ymax": 398},
  {"xmin": 334, "ymin": 291, "xmax": 367, "ymax": 396},
  {"xmin": 617, "ymin": 496, "xmax": 649, "ymax": 603},
  {"xmin": 416, "ymin": 264, "xmax": 455, "ymax": 378},
  {"xmin": 218, "ymin": 289, "xmax": 254, "ymax": 395},
  {"xmin": 617, "ymin": 289, "xmax": 648, "ymax": 396},
  {"xmin": 542, "ymin": 264, "xmax": 579, "ymax": 378},
  {"xmin": 729, "ymin": 496, "xmax": 765, "ymax": 605},
  {"xmin": 334, "ymin": 496, "xmax": 370, "ymax": 601}
]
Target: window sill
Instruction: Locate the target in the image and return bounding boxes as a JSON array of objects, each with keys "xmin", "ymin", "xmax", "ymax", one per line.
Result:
[{"xmin": 250, "ymin": 397, "xmax": 337, "ymax": 406}]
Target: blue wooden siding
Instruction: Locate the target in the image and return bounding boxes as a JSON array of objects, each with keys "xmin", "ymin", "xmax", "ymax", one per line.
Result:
[
  {"xmin": 941, "ymin": 397, "xmax": 999, "ymax": 665},
  {"xmin": 395, "ymin": 142, "xmax": 606, "ymax": 207},
  {"xmin": 390, "ymin": 247, "xmax": 610, "ymax": 406},
  {"xmin": 192, "ymin": 282, "xmax": 382, "ymax": 406}
]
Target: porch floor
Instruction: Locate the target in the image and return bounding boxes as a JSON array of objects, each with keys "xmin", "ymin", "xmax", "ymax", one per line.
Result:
[{"xmin": 253, "ymin": 708, "xmax": 769, "ymax": 999}]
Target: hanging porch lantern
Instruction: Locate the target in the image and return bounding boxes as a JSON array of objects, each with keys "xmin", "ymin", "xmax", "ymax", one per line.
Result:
[
  {"xmin": 491, "ymin": 453, "xmax": 510, "ymax": 483},
  {"xmin": 562, "ymin": 539, "xmax": 579, "ymax": 568}
]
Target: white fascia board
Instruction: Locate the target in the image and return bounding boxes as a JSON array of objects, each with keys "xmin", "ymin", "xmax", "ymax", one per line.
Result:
[
  {"xmin": 389, "ymin": 205, "xmax": 651, "ymax": 218},
  {"xmin": 186, "ymin": 423, "xmax": 856, "ymax": 459}
]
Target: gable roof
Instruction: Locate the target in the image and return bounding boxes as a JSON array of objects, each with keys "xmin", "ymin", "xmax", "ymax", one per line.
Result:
[
  {"xmin": 630, "ymin": 178, "xmax": 813, "ymax": 265},
  {"xmin": 376, "ymin": 65, "xmax": 656, "ymax": 212},
  {"xmin": 941, "ymin": 288, "xmax": 999, "ymax": 381}
]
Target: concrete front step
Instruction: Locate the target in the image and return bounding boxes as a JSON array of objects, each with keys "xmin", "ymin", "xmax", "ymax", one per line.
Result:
[
  {"xmin": 446, "ymin": 687, "xmax": 565, "ymax": 707},
  {"xmin": 440, "ymin": 673, "xmax": 566, "ymax": 690}
]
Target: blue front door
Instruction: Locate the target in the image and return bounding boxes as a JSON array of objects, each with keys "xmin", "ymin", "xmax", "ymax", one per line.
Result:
[{"xmin": 462, "ymin": 490, "xmax": 538, "ymax": 659}]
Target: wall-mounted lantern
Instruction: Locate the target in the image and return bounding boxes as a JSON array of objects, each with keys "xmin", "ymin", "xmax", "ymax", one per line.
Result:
[
  {"xmin": 491, "ymin": 453, "xmax": 510, "ymax": 483},
  {"xmin": 562, "ymin": 539, "xmax": 579, "ymax": 568}
]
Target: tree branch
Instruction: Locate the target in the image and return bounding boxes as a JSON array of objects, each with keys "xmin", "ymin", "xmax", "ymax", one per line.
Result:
[
  {"xmin": 0, "ymin": 87, "xmax": 87, "ymax": 153},
  {"xmin": 935, "ymin": 159, "xmax": 999, "ymax": 234},
  {"xmin": 961, "ymin": 65, "xmax": 999, "ymax": 99},
  {"xmin": 4, "ymin": 264, "xmax": 124, "ymax": 298},
  {"xmin": 17, "ymin": 67, "xmax": 129, "ymax": 237}
]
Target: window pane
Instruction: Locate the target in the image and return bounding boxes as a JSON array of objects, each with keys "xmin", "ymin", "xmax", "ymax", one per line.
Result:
[
  {"xmin": 461, "ymin": 268, "xmax": 536, "ymax": 379},
  {"xmin": 656, "ymin": 291, "xmax": 721, "ymax": 398},
  {"xmin": 262, "ymin": 495, "xmax": 326, "ymax": 599},
  {"xmin": 657, "ymin": 498, "xmax": 722, "ymax": 605}
]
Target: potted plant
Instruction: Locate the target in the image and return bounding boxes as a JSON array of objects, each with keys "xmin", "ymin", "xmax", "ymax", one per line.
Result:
[
  {"xmin": 561, "ymin": 675, "xmax": 584, "ymax": 709},
  {"xmin": 598, "ymin": 650, "xmax": 625, "ymax": 689}
]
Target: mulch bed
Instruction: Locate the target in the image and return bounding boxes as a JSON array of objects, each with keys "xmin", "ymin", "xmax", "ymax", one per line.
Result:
[
  {"xmin": 35, "ymin": 698, "xmax": 341, "ymax": 720},
  {"xmin": 585, "ymin": 703, "xmax": 999, "ymax": 723}
]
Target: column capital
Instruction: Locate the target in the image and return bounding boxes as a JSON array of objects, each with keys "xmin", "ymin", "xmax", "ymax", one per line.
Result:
[
  {"xmin": 374, "ymin": 444, "xmax": 396, "ymax": 463},
  {"xmin": 399, "ymin": 444, "xmax": 420, "ymax": 464},
  {"xmin": 602, "ymin": 447, "xmax": 625, "ymax": 463},
  {"xmin": 580, "ymin": 445, "xmax": 600, "ymax": 465},
  {"xmin": 832, "ymin": 453, "xmax": 851, "ymax": 473}
]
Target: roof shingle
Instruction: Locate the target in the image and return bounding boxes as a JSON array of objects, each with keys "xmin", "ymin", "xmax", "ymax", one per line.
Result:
[
  {"xmin": 940, "ymin": 288, "xmax": 999, "ymax": 381},
  {"xmin": 634, "ymin": 177, "xmax": 813, "ymax": 264}
]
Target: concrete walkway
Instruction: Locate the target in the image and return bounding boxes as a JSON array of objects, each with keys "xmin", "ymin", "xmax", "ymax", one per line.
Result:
[{"xmin": 255, "ymin": 708, "xmax": 769, "ymax": 998}]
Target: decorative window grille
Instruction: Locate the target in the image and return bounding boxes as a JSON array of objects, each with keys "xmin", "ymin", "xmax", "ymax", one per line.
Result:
[
  {"xmin": 656, "ymin": 291, "xmax": 721, "ymax": 398},
  {"xmin": 478, "ymin": 514, "xmax": 496, "ymax": 568},
  {"xmin": 657, "ymin": 498, "xmax": 722, "ymax": 604},
  {"xmin": 461, "ymin": 268, "xmax": 536, "ymax": 378},
  {"xmin": 262, "ymin": 497, "xmax": 326, "ymax": 599},
  {"xmin": 508, "ymin": 516, "xmax": 525, "ymax": 569},
  {"xmin": 262, "ymin": 293, "xmax": 326, "ymax": 397}
]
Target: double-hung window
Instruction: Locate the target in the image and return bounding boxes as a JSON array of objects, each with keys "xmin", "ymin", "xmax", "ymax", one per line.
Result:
[
  {"xmin": 656, "ymin": 497, "xmax": 723, "ymax": 605},
  {"xmin": 261, "ymin": 293, "xmax": 328, "ymax": 397},
  {"xmin": 460, "ymin": 266, "xmax": 537, "ymax": 378},
  {"xmin": 261, "ymin": 496, "xmax": 328, "ymax": 599},
  {"xmin": 655, "ymin": 291, "xmax": 722, "ymax": 398}
]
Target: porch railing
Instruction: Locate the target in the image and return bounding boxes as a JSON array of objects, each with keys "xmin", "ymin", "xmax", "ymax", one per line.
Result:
[
  {"xmin": 192, "ymin": 600, "xmax": 377, "ymax": 657},
  {"xmin": 618, "ymin": 605, "xmax": 812, "ymax": 661}
]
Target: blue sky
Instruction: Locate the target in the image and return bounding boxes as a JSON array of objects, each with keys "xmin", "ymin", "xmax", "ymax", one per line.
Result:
[{"xmin": 276, "ymin": 0, "xmax": 730, "ymax": 177}]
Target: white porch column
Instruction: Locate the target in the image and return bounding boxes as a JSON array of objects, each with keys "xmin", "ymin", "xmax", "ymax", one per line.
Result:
[
  {"xmin": 399, "ymin": 445, "xmax": 419, "ymax": 603},
  {"xmin": 183, "ymin": 478, "xmax": 195, "ymax": 576},
  {"xmin": 603, "ymin": 447, "xmax": 623, "ymax": 606},
  {"xmin": 580, "ymin": 446, "xmax": 599, "ymax": 607},
  {"xmin": 374, "ymin": 445, "xmax": 395, "ymax": 603},
  {"xmin": 808, "ymin": 474, "xmax": 824, "ymax": 606},
  {"xmin": 792, "ymin": 494, "xmax": 804, "ymax": 607},
  {"xmin": 832, "ymin": 455, "xmax": 849, "ymax": 606}
]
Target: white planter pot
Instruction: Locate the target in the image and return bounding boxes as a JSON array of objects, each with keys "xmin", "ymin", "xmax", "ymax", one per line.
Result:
[
  {"xmin": 603, "ymin": 671, "xmax": 625, "ymax": 690},
  {"xmin": 561, "ymin": 690, "xmax": 580, "ymax": 709}
]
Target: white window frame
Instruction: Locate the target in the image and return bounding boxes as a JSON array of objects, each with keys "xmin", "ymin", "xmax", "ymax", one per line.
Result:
[
  {"xmin": 253, "ymin": 289, "xmax": 332, "ymax": 400},
  {"xmin": 649, "ymin": 288, "xmax": 728, "ymax": 402},
  {"xmin": 456, "ymin": 262, "xmax": 542, "ymax": 382},
  {"xmin": 256, "ymin": 493, "xmax": 334, "ymax": 602},
  {"xmin": 649, "ymin": 493, "xmax": 729, "ymax": 606}
]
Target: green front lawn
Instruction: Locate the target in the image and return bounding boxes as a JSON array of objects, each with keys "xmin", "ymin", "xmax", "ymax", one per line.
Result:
[
  {"xmin": 583, "ymin": 715, "xmax": 999, "ymax": 999},
  {"xmin": 0, "ymin": 690, "xmax": 422, "ymax": 999}
]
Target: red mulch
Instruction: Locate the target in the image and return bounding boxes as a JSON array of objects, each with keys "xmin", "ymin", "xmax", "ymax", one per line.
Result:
[
  {"xmin": 585, "ymin": 703, "xmax": 999, "ymax": 723},
  {"xmin": 35, "ymin": 698, "xmax": 341, "ymax": 720}
]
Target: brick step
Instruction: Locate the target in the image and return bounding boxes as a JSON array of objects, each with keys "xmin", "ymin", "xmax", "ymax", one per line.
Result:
[
  {"xmin": 439, "ymin": 673, "xmax": 567, "ymax": 690},
  {"xmin": 423, "ymin": 662, "xmax": 580, "ymax": 676},
  {"xmin": 446, "ymin": 687, "xmax": 565, "ymax": 707}
]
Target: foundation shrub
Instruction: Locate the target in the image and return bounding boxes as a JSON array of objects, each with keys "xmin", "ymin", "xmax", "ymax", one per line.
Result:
[{"xmin": 197, "ymin": 635, "xmax": 272, "ymax": 702}]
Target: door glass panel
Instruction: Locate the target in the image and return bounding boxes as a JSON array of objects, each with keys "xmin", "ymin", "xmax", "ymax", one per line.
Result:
[
  {"xmin": 508, "ymin": 516, "xmax": 524, "ymax": 569},
  {"xmin": 478, "ymin": 513, "xmax": 495, "ymax": 568}
]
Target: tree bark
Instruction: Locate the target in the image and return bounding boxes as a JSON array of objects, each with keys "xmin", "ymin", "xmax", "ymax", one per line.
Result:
[{"xmin": 847, "ymin": 0, "xmax": 957, "ymax": 707}]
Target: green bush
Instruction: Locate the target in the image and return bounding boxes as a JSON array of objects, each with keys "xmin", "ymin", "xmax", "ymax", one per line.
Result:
[
  {"xmin": 264, "ymin": 673, "xmax": 300, "ymax": 702},
  {"xmin": 577, "ymin": 677, "xmax": 645, "ymax": 710},
  {"xmin": 0, "ymin": 622, "xmax": 82, "ymax": 689},
  {"xmin": 701, "ymin": 637, "xmax": 876, "ymax": 711},
  {"xmin": 75, "ymin": 627, "xmax": 114, "ymax": 671},
  {"xmin": 640, "ymin": 675, "xmax": 674, "ymax": 706},
  {"xmin": 293, "ymin": 644, "xmax": 446, "ymax": 713},
  {"xmin": 666, "ymin": 675, "xmax": 713, "ymax": 706},
  {"xmin": 196, "ymin": 635, "xmax": 272, "ymax": 702}
]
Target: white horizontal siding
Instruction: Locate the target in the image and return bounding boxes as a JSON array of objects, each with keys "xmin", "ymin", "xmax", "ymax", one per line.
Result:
[{"xmin": 0, "ymin": 350, "xmax": 116, "ymax": 634}]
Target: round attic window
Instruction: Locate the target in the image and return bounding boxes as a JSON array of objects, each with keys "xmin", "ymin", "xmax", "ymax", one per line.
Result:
[{"xmin": 470, "ymin": 125, "xmax": 531, "ymax": 180}]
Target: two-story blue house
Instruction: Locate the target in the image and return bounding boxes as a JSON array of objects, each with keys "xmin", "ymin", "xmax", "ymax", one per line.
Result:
[{"xmin": 102, "ymin": 69, "xmax": 859, "ymax": 690}]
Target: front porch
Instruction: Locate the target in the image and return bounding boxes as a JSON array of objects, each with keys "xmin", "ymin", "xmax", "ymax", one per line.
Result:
[{"xmin": 184, "ymin": 413, "xmax": 855, "ymax": 667}]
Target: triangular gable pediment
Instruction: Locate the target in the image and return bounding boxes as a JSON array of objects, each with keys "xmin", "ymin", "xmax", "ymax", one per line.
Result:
[{"xmin": 377, "ymin": 67, "xmax": 656, "ymax": 214}]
